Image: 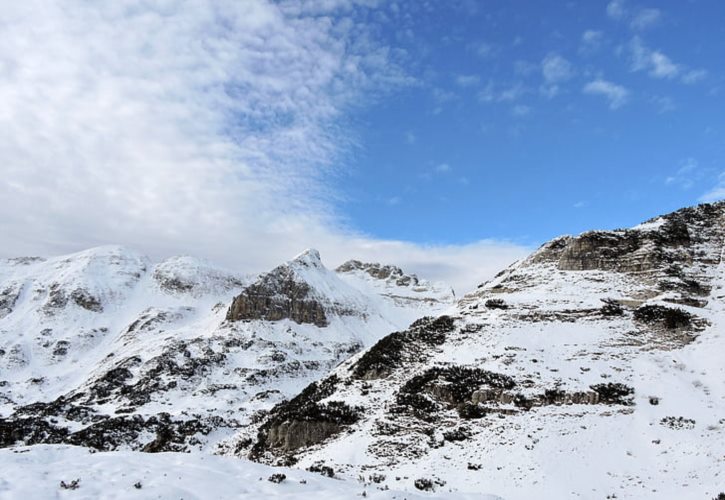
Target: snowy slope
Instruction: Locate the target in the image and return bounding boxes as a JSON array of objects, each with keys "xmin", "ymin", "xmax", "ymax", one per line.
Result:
[
  {"xmin": 244, "ymin": 202, "xmax": 725, "ymax": 499},
  {"xmin": 0, "ymin": 444, "xmax": 499, "ymax": 500},
  {"xmin": 0, "ymin": 247, "xmax": 454, "ymax": 454}
]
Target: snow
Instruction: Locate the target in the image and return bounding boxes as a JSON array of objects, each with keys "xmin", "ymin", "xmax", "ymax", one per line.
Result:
[
  {"xmin": 265, "ymin": 207, "xmax": 725, "ymax": 499},
  {"xmin": 0, "ymin": 445, "xmax": 500, "ymax": 500}
]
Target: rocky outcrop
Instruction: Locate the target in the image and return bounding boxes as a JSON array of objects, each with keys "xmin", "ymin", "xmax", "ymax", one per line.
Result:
[
  {"xmin": 250, "ymin": 375, "xmax": 362, "ymax": 456},
  {"xmin": 226, "ymin": 269, "xmax": 328, "ymax": 326},
  {"xmin": 226, "ymin": 249, "xmax": 365, "ymax": 327},
  {"xmin": 528, "ymin": 202, "xmax": 724, "ymax": 275},
  {"xmin": 0, "ymin": 284, "xmax": 21, "ymax": 318},
  {"xmin": 336, "ymin": 260, "xmax": 419, "ymax": 287}
]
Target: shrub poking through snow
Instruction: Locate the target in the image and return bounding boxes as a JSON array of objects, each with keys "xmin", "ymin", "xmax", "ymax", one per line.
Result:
[
  {"xmin": 414, "ymin": 478, "xmax": 434, "ymax": 491},
  {"xmin": 267, "ymin": 473, "xmax": 286, "ymax": 483},
  {"xmin": 590, "ymin": 383, "xmax": 635, "ymax": 405},
  {"xmin": 485, "ymin": 298, "xmax": 508, "ymax": 309},
  {"xmin": 634, "ymin": 305, "xmax": 692, "ymax": 329},
  {"xmin": 600, "ymin": 299, "xmax": 624, "ymax": 316},
  {"xmin": 60, "ymin": 479, "xmax": 80, "ymax": 490}
]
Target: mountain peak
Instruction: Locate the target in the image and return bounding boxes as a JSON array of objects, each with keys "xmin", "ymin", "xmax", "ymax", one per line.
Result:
[{"xmin": 290, "ymin": 248, "xmax": 323, "ymax": 269}]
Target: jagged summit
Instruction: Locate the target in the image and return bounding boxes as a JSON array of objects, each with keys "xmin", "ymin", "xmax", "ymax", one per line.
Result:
[{"xmin": 290, "ymin": 248, "xmax": 324, "ymax": 269}]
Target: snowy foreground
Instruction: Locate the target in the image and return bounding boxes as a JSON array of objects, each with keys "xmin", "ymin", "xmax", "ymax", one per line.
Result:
[{"xmin": 0, "ymin": 445, "xmax": 497, "ymax": 500}]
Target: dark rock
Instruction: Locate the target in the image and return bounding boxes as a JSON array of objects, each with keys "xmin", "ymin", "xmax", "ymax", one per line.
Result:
[
  {"xmin": 70, "ymin": 288, "xmax": 103, "ymax": 312},
  {"xmin": 226, "ymin": 263, "xmax": 328, "ymax": 327},
  {"xmin": 336, "ymin": 260, "xmax": 419, "ymax": 287},
  {"xmin": 251, "ymin": 375, "xmax": 362, "ymax": 455}
]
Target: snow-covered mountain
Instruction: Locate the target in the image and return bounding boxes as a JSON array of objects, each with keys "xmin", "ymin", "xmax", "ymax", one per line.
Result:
[
  {"xmin": 2, "ymin": 202, "xmax": 724, "ymax": 500},
  {"xmin": 241, "ymin": 202, "xmax": 725, "ymax": 499},
  {"xmin": 0, "ymin": 247, "xmax": 454, "ymax": 453}
]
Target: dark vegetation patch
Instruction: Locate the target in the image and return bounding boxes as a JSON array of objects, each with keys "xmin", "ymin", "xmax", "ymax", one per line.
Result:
[
  {"xmin": 634, "ymin": 305, "xmax": 693, "ymax": 330},
  {"xmin": 307, "ymin": 462, "xmax": 335, "ymax": 477},
  {"xmin": 350, "ymin": 316, "xmax": 455, "ymax": 380},
  {"xmin": 1, "ymin": 396, "xmax": 224, "ymax": 452},
  {"xmin": 660, "ymin": 416, "xmax": 696, "ymax": 430},
  {"xmin": 267, "ymin": 473, "xmax": 286, "ymax": 483},
  {"xmin": 600, "ymin": 299, "xmax": 624, "ymax": 317},
  {"xmin": 484, "ymin": 298, "xmax": 508, "ymax": 310},
  {"xmin": 60, "ymin": 479, "xmax": 80, "ymax": 490},
  {"xmin": 590, "ymin": 383, "xmax": 635, "ymax": 406},
  {"xmin": 392, "ymin": 366, "xmax": 514, "ymax": 421}
]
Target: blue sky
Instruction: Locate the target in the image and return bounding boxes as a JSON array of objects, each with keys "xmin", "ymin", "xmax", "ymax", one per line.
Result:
[
  {"xmin": 1, "ymin": 0, "xmax": 722, "ymax": 292},
  {"xmin": 336, "ymin": 0, "xmax": 725, "ymax": 246}
]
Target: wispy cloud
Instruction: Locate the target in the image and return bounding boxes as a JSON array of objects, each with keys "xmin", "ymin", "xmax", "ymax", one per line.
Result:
[
  {"xmin": 665, "ymin": 158, "xmax": 699, "ymax": 189},
  {"xmin": 700, "ymin": 172, "xmax": 725, "ymax": 203},
  {"xmin": 629, "ymin": 37, "xmax": 679, "ymax": 78},
  {"xmin": 455, "ymin": 74, "xmax": 481, "ymax": 87},
  {"xmin": 541, "ymin": 53, "xmax": 573, "ymax": 97},
  {"xmin": 580, "ymin": 30, "xmax": 604, "ymax": 53},
  {"xmin": 630, "ymin": 8, "xmax": 662, "ymax": 30},
  {"xmin": 606, "ymin": 0, "xmax": 627, "ymax": 20},
  {"xmin": 512, "ymin": 105, "xmax": 531, "ymax": 117},
  {"xmin": 478, "ymin": 81, "xmax": 527, "ymax": 103},
  {"xmin": 607, "ymin": 0, "xmax": 661, "ymax": 30},
  {"xmin": 682, "ymin": 69, "xmax": 708, "ymax": 84},
  {"xmin": 583, "ymin": 79, "xmax": 630, "ymax": 109},
  {"xmin": 627, "ymin": 37, "xmax": 707, "ymax": 84}
]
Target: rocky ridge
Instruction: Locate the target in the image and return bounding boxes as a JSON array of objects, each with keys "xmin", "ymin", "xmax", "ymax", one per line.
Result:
[
  {"xmin": 238, "ymin": 202, "xmax": 725, "ymax": 498},
  {"xmin": 0, "ymin": 246, "xmax": 454, "ymax": 454}
]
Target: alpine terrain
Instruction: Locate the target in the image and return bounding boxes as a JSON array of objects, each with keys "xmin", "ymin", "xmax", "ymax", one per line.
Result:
[{"xmin": 1, "ymin": 202, "xmax": 724, "ymax": 499}]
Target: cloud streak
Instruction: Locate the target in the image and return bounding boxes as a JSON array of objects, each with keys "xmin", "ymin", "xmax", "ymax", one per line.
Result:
[
  {"xmin": 583, "ymin": 79, "xmax": 630, "ymax": 109},
  {"xmin": 0, "ymin": 0, "xmax": 529, "ymax": 294}
]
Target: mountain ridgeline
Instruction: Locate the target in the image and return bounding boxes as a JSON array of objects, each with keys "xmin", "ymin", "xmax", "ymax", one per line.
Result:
[{"xmin": 1, "ymin": 202, "xmax": 724, "ymax": 499}]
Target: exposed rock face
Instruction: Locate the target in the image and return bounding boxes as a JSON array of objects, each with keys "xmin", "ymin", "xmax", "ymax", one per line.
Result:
[
  {"xmin": 238, "ymin": 202, "xmax": 724, "ymax": 498},
  {"xmin": 226, "ymin": 249, "xmax": 371, "ymax": 327},
  {"xmin": 531, "ymin": 203, "xmax": 723, "ymax": 275},
  {"xmin": 0, "ymin": 285, "xmax": 21, "ymax": 318},
  {"xmin": 336, "ymin": 260, "xmax": 419, "ymax": 287},
  {"xmin": 226, "ymin": 266, "xmax": 328, "ymax": 327},
  {"xmin": 250, "ymin": 375, "xmax": 361, "ymax": 455}
]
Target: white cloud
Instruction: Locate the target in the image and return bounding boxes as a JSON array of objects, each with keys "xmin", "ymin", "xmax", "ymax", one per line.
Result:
[
  {"xmin": 583, "ymin": 79, "xmax": 630, "ymax": 109},
  {"xmin": 324, "ymin": 238, "xmax": 532, "ymax": 295},
  {"xmin": 455, "ymin": 74, "xmax": 480, "ymax": 87},
  {"xmin": 580, "ymin": 30, "xmax": 604, "ymax": 52},
  {"xmin": 512, "ymin": 105, "xmax": 531, "ymax": 117},
  {"xmin": 665, "ymin": 158, "xmax": 698, "ymax": 189},
  {"xmin": 607, "ymin": 1, "xmax": 661, "ymax": 30},
  {"xmin": 477, "ymin": 81, "xmax": 526, "ymax": 104},
  {"xmin": 435, "ymin": 163, "xmax": 452, "ymax": 173},
  {"xmin": 630, "ymin": 8, "xmax": 661, "ymax": 30},
  {"xmin": 542, "ymin": 53, "xmax": 573, "ymax": 84},
  {"xmin": 541, "ymin": 53, "xmax": 573, "ymax": 98},
  {"xmin": 607, "ymin": 0, "xmax": 627, "ymax": 20},
  {"xmin": 629, "ymin": 37, "xmax": 679, "ymax": 79},
  {"xmin": 0, "ymin": 0, "xmax": 530, "ymax": 294},
  {"xmin": 699, "ymin": 173, "xmax": 725, "ymax": 203},
  {"xmin": 470, "ymin": 42, "xmax": 496, "ymax": 58},
  {"xmin": 682, "ymin": 69, "xmax": 707, "ymax": 84}
]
